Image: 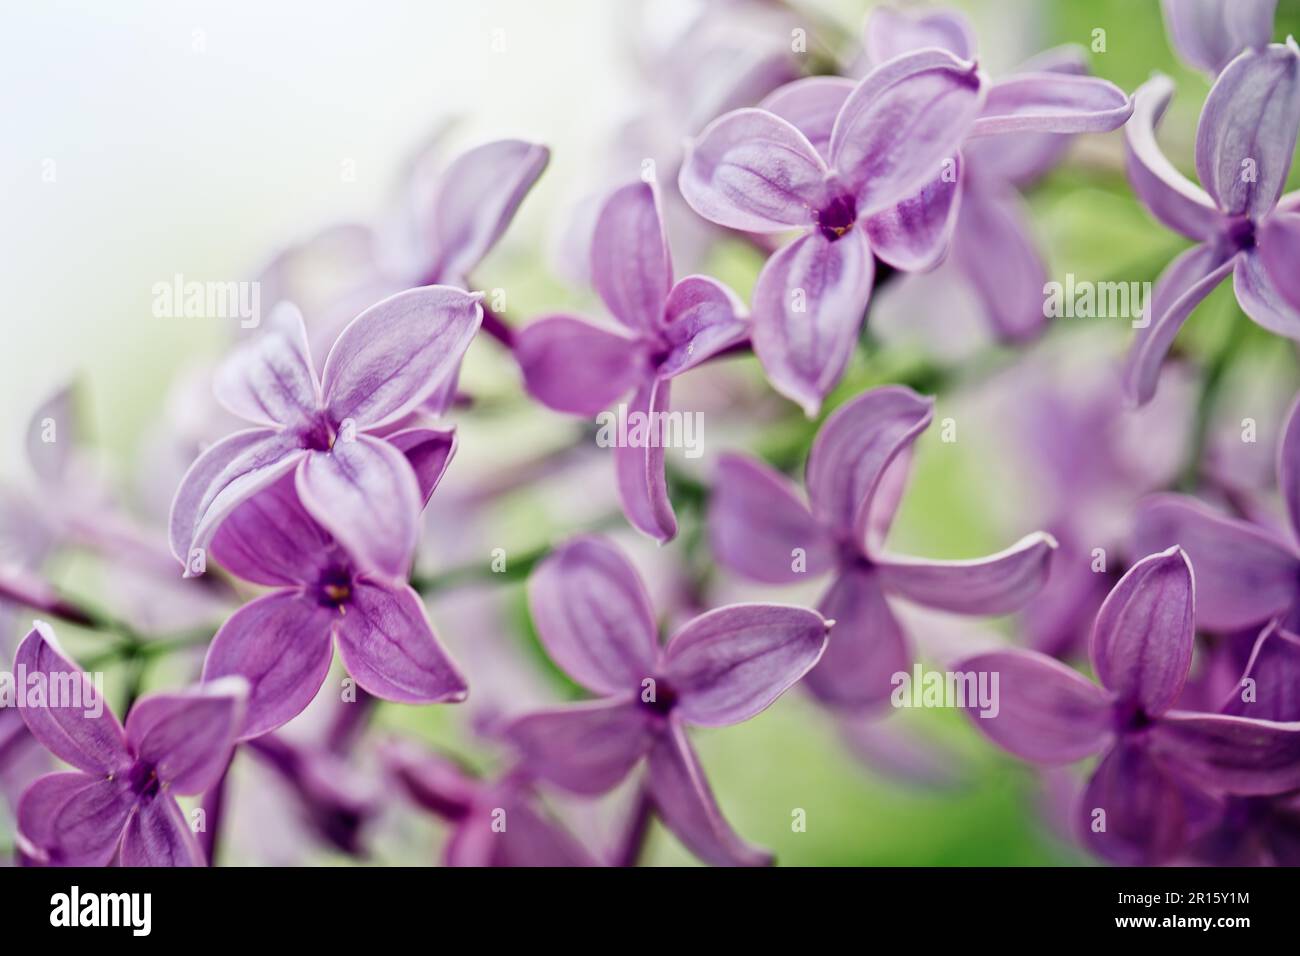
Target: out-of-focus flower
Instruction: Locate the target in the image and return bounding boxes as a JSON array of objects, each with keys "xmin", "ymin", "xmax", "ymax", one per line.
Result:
[
  {"xmin": 169, "ymin": 291, "xmax": 480, "ymax": 581},
  {"xmin": 1135, "ymin": 392, "xmax": 1300, "ymax": 635},
  {"xmin": 202, "ymin": 472, "xmax": 467, "ymax": 740},
  {"xmin": 503, "ymin": 535, "xmax": 829, "ymax": 865},
  {"xmin": 710, "ymin": 385, "xmax": 1056, "ymax": 710},
  {"xmin": 382, "ymin": 740, "xmax": 599, "ymax": 866},
  {"xmin": 1124, "ymin": 42, "xmax": 1300, "ymax": 405},
  {"xmin": 14, "ymin": 623, "xmax": 245, "ymax": 866},
  {"xmin": 1161, "ymin": 0, "xmax": 1276, "ymax": 76},
  {"xmin": 961, "ymin": 547, "xmax": 1300, "ymax": 864},
  {"xmin": 516, "ymin": 181, "xmax": 748, "ymax": 542}
]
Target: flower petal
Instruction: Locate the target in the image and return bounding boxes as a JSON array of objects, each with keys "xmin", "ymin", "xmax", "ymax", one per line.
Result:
[
  {"xmin": 751, "ymin": 229, "xmax": 875, "ymax": 416},
  {"xmin": 1153, "ymin": 711, "xmax": 1300, "ymax": 794},
  {"xmin": 210, "ymin": 472, "xmax": 332, "ymax": 587},
  {"xmin": 613, "ymin": 377, "xmax": 678, "ymax": 543},
  {"xmin": 644, "ymin": 720, "xmax": 772, "ymax": 866},
  {"xmin": 15, "ymin": 623, "xmax": 129, "ymax": 776},
  {"xmin": 1196, "ymin": 41, "xmax": 1300, "ymax": 220},
  {"xmin": 527, "ymin": 535, "xmax": 660, "ymax": 695},
  {"xmin": 202, "ymin": 591, "xmax": 335, "ymax": 740},
  {"xmin": 213, "ymin": 303, "xmax": 321, "ymax": 429},
  {"xmin": 759, "ymin": 76, "xmax": 854, "ymax": 159},
  {"xmin": 167, "ymin": 428, "xmax": 307, "ymax": 574},
  {"xmin": 124, "ymin": 680, "xmax": 246, "ymax": 795},
  {"xmin": 959, "ymin": 649, "xmax": 1113, "ymax": 763},
  {"xmin": 805, "ymin": 384, "xmax": 933, "ymax": 543},
  {"xmin": 663, "ymin": 604, "xmax": 829, "ymax": 727},
  {"xmin": 1280, "ymin": 392, "xmax": 1300, "ymax": 538},
  {"xmin": 1124, "ymin": 75, "xmax": 1222, "ymax": 240},
  {"xmin": 1259, "ymin": 211, "xmax": 1300, "ymax": 313},
  {"xmin": 1090, "ymin": 546, "xmax": 1195, "ymax": 717},
  {"xmin": 25, "ymin": 382, "xmax": 79, "ymax": 484},
  {"xmin": 422, "ymin": 139, "xmax": 549, "ymax": 285},
  {"xmin": 1124, "ymin": 243, "xmax": 1236, "ymax": 406},
  {"xmin": 1224, "ymin": 624, "xmax": 1300, "ymax": 721},
  {"xmin": 830, "ymin": 48, "xmax": 985, "ymax": 216},
  {"xmin": 804, "ymin": 567, "xmax": 911, "ymax": 711},
  {"xmin": 17, "ymin": 772, "xmax": 132, "ymax": 866},
  {"xmin": 120, "ymin": 794, "xmax": 204, "ymax": 867},
  {"xmin": 296, "ymin": 435, "xmax": 422, "ymax": 581},
  {"xmin": 514, "ymin": 315, "xmax": 644, "ymax": 416},
  {"xmin": 678, "ymin": 108, "xmax": 827, "ymax": 233},
  {"xmin": 657, "ymin": 276, "xmax": 750, "ymax": 378},
  {"xmin": 384, "ymin": 425, "xmax": 457, "ymax": 508},
  {"xmin": 321, "ymin": 286, "xmax": 483, "ymax": 430},
  {"xmin": 1161, "ymin": 0, "xmax": 1278, "ymax": 76},
  {"xmin": 708, "ymin": 453, "xmax": 835, "ymax": 584},
  {"xmin": 503, "ymin": 699, "xmax": 651, "ymax": 794},
  {"xmin": 1234, "ymin": 247, "xmax": 1300, "ymax": 337},
  {"xmin": 590, "ymin": 181, "xmax": 672, "ymax": 333},
  {"xmin": 335, "ymin": 580, "xmax": 467, "ymax": 703},
  {"xmin": 1134, "ymin": 493, "xmax": 1298, "ymax": 632},
  {"xmin": 863, "ymin": 6, "xmax": 976, "ymax": 63},
  {"xmin": 874, "ymin": 532, "xmax": 1057, "ymax": 615},
  {"xmin": 970, "ymin": 72, "xmax": 1132, "ymax": 137},
  {"xmin": 863, "ymin": 158, "xmax": 963, "ymax": 272}
]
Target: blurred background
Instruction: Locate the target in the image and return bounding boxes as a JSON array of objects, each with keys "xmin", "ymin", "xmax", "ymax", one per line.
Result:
[{"xmin": 3, "ymin": 0, "xmax": 1300, "ymax": 865}]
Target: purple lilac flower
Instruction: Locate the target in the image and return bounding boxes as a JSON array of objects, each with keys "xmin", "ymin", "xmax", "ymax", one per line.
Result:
[
  {"xmin": 1124, "ymin": 41, "xmax": 1300, "ymax": 405},
  {"xmin": 382, "ymin": 740, "xmax": 599, "ymax": 867},
  {"xmin": 13, "ymin": 623, "xmax": 245, "ymax": 866},
  {"xmin": 1134, "ymin": 392, "xmax": 1300, "ymax": 635},
  {"xmin": 961, "ymin": 547, "xmax": 1300, "ymax": 864},
  {"xmin": 515, "ymin": 181, "xmax": 749, "ymax": 542},
  {"xmin": 169, "ymin": 289, "xmax": 480, "ymax": 582},
  {"xmin": 1161, "ymin": 0, "xmax": 1277, "ymax": 76},
  {"xmin": 709, "ymin": 385, "xmax": 1056, "ymax": 710},
  {"xmin": 201, "ymin": 467, "xmax": 466, "ymax": 740},
  {"xmin": 502, "ymin": 535, "xmax": 829, "ymax": 865}
]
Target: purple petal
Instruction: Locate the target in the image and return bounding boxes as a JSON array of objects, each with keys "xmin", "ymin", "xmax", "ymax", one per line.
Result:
[
  {"xmin": 969, "ymin": 73, "xmax": 1132, "ymax": 137},
  {"xmin": 751, "ymin": 229, "xmax": 875, "ymax": 416},
  {"xmin": 657, "ymin": 276, "xmax": 750, "ymax": 378},
  {"xmin": 446, "ymin": 793, "xmax": 597, "ymax": 868},
  {"xmin": 644, "ymin": 720, "xmax": 772, "ymax": 866},
  {"xmin": 335, "ymin": 579, "xmax": 467, "ymax": 703},
  {"xmin": 17, "ymin": 772, "xmax": 133, "ymax": 866},
  {"xmin": 830, "ymin": 48, "xmax": 985, "ymax": 216},
  {"xmin": 385, "ymin": 426, "xmax": 457, "ymax": 508},
  {"xmin": 167, "ymin": 428, "xmax": 307, "ymax": 574},
  {"xmin": 296, "ymin": 436, "xmax": 422, "ymax": 581},
  {"xmin": 708, "ymin": 453, "xmax": 835, "ymax": 584},
  {"xmin": 213, "ymin": 303, "xmax": 321, "ymax": 429},
  {"xmin": 1124, "ymin": 75, "xmax": 1222, "ymax": 240},
  {"xmin": 1259, "ymin": 211, "xmax": 1300, "ymax": 313},
  {"xmin": 1134, "ymin": 494, "xmax": 1298, "ymax": 631},
  {"xmin": 514, "ymin": 315, "xmax": 645, "ymax": 416},
  {"xmin": 15, "ymin": 624, "xmax": 129, "ymax": 776},
  {"xmin": 504, "ymin": 699, "xmax": 651, "ymax": 795},
  {"xmin": 1090, "ymin": 546, "xmax": 1195, "ymax": 717},
  {"xmin": 527, "ymin": 535, "xmax": 660, "ymax": 695},
  {"xmin": 202, "ymin": 591, "xmax": 335, "ymax": 740},
  {"xmin": 804, "ymin": 567, "xmax": 911, "ymax": 711},
  {"xmin": 960, "ymin": 649, "xmax": 1113, "ymax": 763},
  {"xmin": 1233, "ymin": 248, "xmax": 1300, "ymax": 336},
  {"xmin": 123, "ymin": 680, "xmax": 246, "ymax": 795},
  {"xmin": 863, "ymin": 158, "xmax": 963, "ymax": 272},
  {"xmin": 1196, "ymin": 41, "xmax": 1300, "ymax": 220},
  {"xmin": 805, "ymin": 384, "xmax": 933, "ymax": 543},
  {"xmin": 863, "ymin": 6, "xmax": 976, "ymax": 62},
  {"xmin": 422, "ymin": 140, "xmax": 549, "ymax": 285},
  {"xmin": 949, "ymin": 176, "xmax": 1049, "ymax": 340},
  {"xmin": 1153, "ymin": 711, "xmax": 1300, "ymax": 794},
  {"xmin": 591, "ymin": 182, "xmax": 672, "ymax": 333},
  {"xmin": 1281, "ymin": 392, "xmax": 1300, "ymax": 537},
  {"xmin": 759, "ymin": 76, "xmax": 854, "ymax": 159},
  {"xmin": 1224, "ymin": 625, "xmax": 1300, "ymax": 721},
  {"xmin": 210, "ymin": 472, "xmax": 331, "ymax": 587},
  {"xmin": 120, "ymin": 794, "xmax": 204, "ymax": 867},
  {"xmin": 320, "ymin": 286, "xmax": 483, "ymax": 430},
  {"xmin": 25, "ymin": 382, "xmax": 79, "ymax": 484},
  {"xmin": 613, "ymin": 377, "xmax": 678, "ymax": 542},
  {"xmin": 662, "ymin": 604, "xmax": 829, "ymax": 727},
  {"xmin": 1124, "ymin": 244, "xmax": 1236, "ymax": 406},
  {"xmin": 1161, "ymin": 0, "xmax": 1278, "ymax": 75},
  {"xmin": 874, "ymin": 532, "xmax": 1057, "ymax": 615},
  {"xmin": 678, "ymin": 108, "xmax": 827, "ymax": 233}
]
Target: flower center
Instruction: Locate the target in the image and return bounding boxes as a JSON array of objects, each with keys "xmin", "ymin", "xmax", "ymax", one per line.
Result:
[
  {"xmin": 314, "ymin": 565, "xmax": 354, "ymax": 609},
  {"xmin": 1219, "ymin": 216, "xmax": 1256, "ymax": 254},
  {"xmin": 638, "ymin": 677, "xmax": 679, "ymax": 717},
  {"xmin": 1114, "ymin": 700, "xmax": 1155, "ymax": 735},
  {"xmin": 302, "ymin": 417, "xmax": 337, "ymax": 452},
  {"xmin": 126, "ymin": 760, "xmax": 162, "ymax": 799},
  {"xmin": 815, "ymin": 194, "xmax": 858, "ymax": 242}
]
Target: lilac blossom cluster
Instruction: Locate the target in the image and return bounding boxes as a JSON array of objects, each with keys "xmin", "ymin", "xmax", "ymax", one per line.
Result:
[{"xmin": 3, "ymin": 0, "xmax": 1300, "ymax": 868}]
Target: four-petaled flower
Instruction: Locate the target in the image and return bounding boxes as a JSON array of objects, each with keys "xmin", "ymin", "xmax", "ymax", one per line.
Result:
[{"xmin": 502, "ymin": 535, "xmax": 829, "ymax": 865}]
